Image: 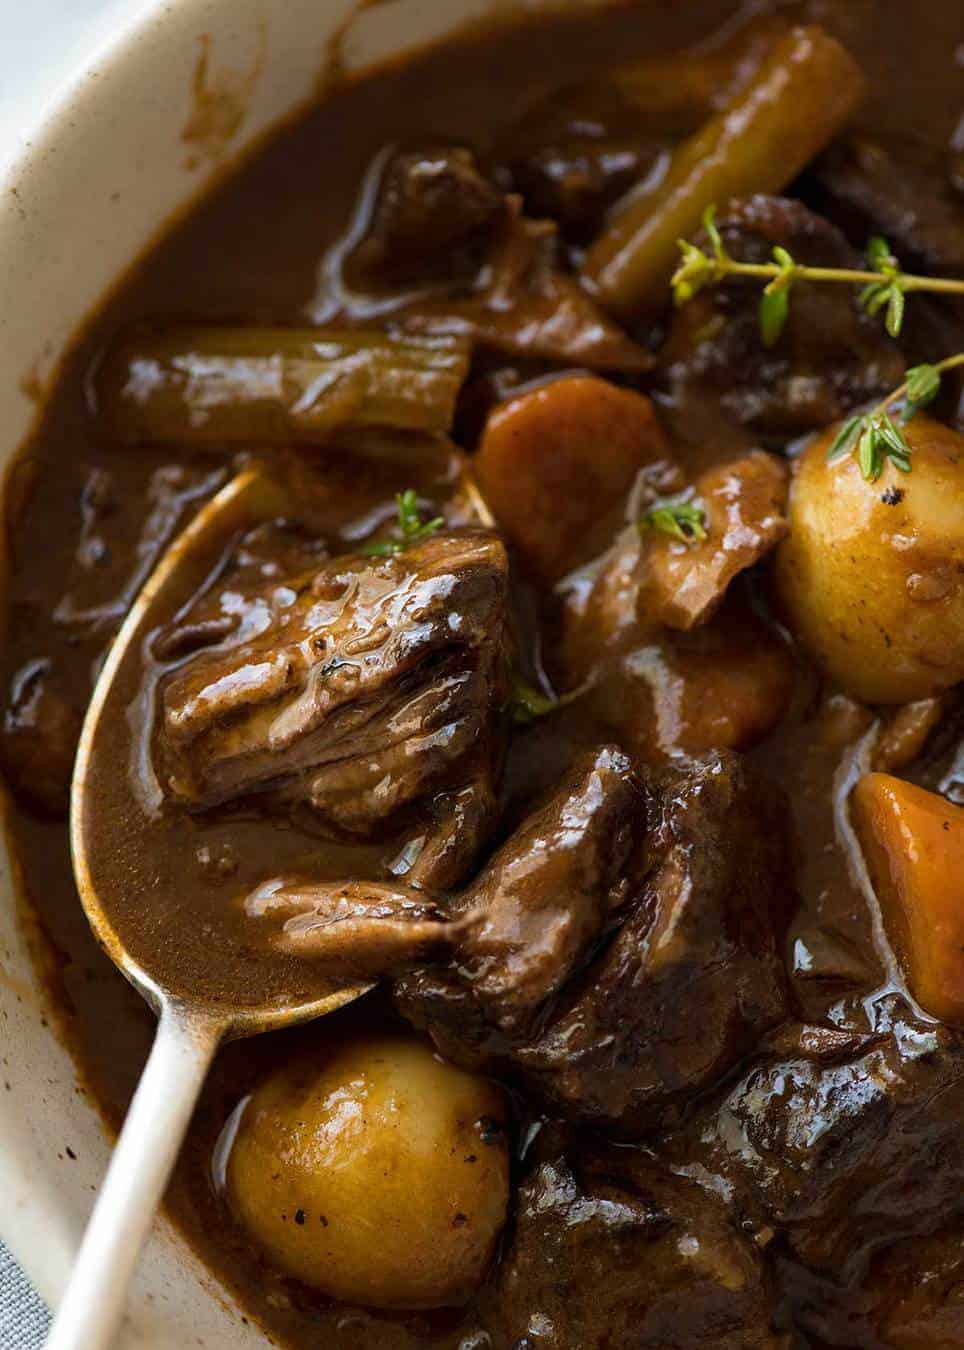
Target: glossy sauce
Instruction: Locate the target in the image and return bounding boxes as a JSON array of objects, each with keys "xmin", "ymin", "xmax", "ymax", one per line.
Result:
[{"xmin": 2, "ymin": 2, "xmax": 963, "ymax": 1346}]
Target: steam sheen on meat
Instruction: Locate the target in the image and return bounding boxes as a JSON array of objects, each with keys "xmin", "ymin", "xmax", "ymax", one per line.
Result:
[
  {"xmin": 155, "ymin": 530, "xmax": 509, "ymax": 873},
  {"xmin": 490, "ymin": 1136, "xmax": 776, "ymax": 1349},
  {"xmin": 669, "ymin": 1002, "xmax": 964, "ymax": 1281},
  {"xmin": 397, "ymin": 750, "xmax": 792, "ymax": 1134}
]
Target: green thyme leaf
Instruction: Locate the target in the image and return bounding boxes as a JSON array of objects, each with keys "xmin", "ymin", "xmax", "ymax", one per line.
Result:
[
  {"xmin": 876, "ymin": 413, "xmax": 911, "ymax": 458},
  {"xmin": 671, "ymin": 240, "xmax": 714, "ymax": 305},
  {"xmin": 861, "ymin": 281, "xmax": 891, "ymax": 317},
  {"xmin": 507, "ymin": 669, "xmax": 557, "ymax": 724},
  {"xmin": 702, "ymin": 204, "xmax": 725, "ymax": 261},
  {"xmin": 640, "ymin": 496, "xmax": 708, "ymax": 545},
  {"xmin": 866, "ymin": 235, "xmax": 898, "ymax": 272},
  {"xmin": 363, "ymin": 489, "xmax": 443, "ymax": 556},
  {"xmin": 858, "ymin": 425, "xmax": 880, "ymax": 481},
  {"xmin": 505, "ymin": 666, "xmax": 587, "ymax": 725},
  {"xmin": 838, "ymin": 412, "xmax": 915, "ymax": 483},
  {"xmin": 826, "ymin": 415, "xmax": 863, "ymax": 463},
  {"xmin": 759, "ymin": 287, "xmax": 790, "ymax": 347},
  {"xmin": 670, "ymin": 207, "xmax": 964, "ymax": 343},
  {"xmin": 885, "ymin": 286, "xmax": 905, "ymax": 337},
  {"xmin": 902, "ymin": 363, "xmax": 942, "ymax": 421},
  {"xmin": 830, "ymin": 406, "xmax": 917, "ymax": 481}
]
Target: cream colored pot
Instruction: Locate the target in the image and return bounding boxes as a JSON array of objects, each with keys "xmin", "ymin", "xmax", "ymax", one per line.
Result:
[{"xmin": 0, "ymin": 1, "xmax": 616, "ymax": 1344}]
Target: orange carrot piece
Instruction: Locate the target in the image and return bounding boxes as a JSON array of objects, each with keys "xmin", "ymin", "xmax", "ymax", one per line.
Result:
[
  {"xmin": 852, "ymin": 772, "xmax": 964, "ymax": 1025},
  {"xmin": 474, "ymin": 375, "xmax": 672, "ymax": 582}
]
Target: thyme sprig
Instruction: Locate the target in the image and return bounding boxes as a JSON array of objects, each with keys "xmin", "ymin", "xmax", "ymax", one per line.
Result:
[
  {"xmin": 826, "ymin": 353, "xmax": 964, "ymax": 482},
  {"xmin": 672, "ymin": 206, "xmax": 964, "ymax": 347},
  {"xmin": 363, "ymin": 489, "xmax": 444, "ymax": 557},
  {"xmin": 639, "ymin": 495, "xmax": 708, "ymax": 545},
  {"xmin": 506, "ymin": 666, "xmax": 587, "ymax": 725}
]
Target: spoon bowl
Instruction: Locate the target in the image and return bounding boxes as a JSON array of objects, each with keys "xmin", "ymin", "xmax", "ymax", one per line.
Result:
[{"xmin": 48, "ymin": 469, "xmax": 371, "ymax": 1350}]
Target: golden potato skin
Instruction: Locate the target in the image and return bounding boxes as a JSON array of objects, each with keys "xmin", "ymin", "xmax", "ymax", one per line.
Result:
[
  {"xmin": 226, "ymin": 1031, "xmax": 509, "ymax": 1309},
  {"xmin": 774, "ymin": 414, "xmax": 964, "ymax": 704}
]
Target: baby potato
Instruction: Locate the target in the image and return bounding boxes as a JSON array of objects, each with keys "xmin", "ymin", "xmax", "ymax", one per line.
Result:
[
  {"xmin": 226, "ymin": 1031, "xmax": 509, "ymax": 1309},
  {"xmin": 775, "ymin": 414, "xmax": 964, "ymax": 703}
]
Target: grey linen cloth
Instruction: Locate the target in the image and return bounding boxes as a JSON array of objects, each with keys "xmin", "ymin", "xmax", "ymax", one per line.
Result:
[{"xmin": 0, "ymin": 1241, "xmax": 50, "ymax": 1349}]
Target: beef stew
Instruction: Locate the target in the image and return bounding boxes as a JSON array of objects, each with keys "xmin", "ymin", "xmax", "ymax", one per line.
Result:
[{"xmin": 3, "ymin": 2, "xmax": 964, "ymax": 1346}]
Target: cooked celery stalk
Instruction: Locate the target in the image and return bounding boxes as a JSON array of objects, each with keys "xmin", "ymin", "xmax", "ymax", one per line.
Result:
[
  {"xmin": 581, "ymin": 26, "xmax": 865, "ymax": 318},
  {"xmin": 98, "ymin": 327, "xmax": 472, "ymax": 446}
]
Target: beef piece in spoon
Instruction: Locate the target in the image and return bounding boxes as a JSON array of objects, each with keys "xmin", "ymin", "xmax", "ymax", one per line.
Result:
[{"xmin": 154, "ymin": 528, "xmax": 509, "ymax": 887}]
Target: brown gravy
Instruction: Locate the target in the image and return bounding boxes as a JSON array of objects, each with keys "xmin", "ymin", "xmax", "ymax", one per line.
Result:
[{"xmin": 2, "ymin": 2, "xmax": 963, "ymax": 1346}]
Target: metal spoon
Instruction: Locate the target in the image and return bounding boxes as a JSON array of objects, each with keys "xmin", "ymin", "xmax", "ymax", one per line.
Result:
[{"xmin": 47, "ymin": 470, "xmax": 370, "ymax": 1350}]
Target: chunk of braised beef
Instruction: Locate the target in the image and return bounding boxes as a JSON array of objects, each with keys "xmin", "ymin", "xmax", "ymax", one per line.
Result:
[
  {"xmin": 453, "ymin": 745, "xmax": 648, "ymax": 1037},
  {"xmin": 669, "ymin": 1004, "xmax": 964, "ymax": 1281},
  {"xmin": 242, "ymin": 878, "xmax": 456, "ymax": 981},
  {"xmin": 350, "ymin": 146, "xmax": 505, "ymax": 286},
  {"xmin": 560, "ymin": 449, "xmax": 789, "ymax": 682},
  {"xmin": 394, "ymin": 745, "xmax": 651, "ymax": 1053},
  {"xmin": 398, "ymin": 750, "xmax": 791, "ymax": 1135},
  {"xmin": 776, "ymin": 1221, "xmax": 964, "ymax": 1350},
  {"xmin": 504, "ymin": 135, "xmax": 668, "ymax": 242},
  {"xmin": 492, "ymin": 71, "xmax": 677, "ymax": 245},
  {"xmin": 515, "ymin": 751, "xmax": 792, "ymax": 1133},
  {"xmin": 402, "ymin": 199, "xmax": 653, "ymax": 371},
  {"xmin": 864, "ymin": 1224, "xmax": 964, "ymax": 1348},
  {"xmin": 660, "ymin": 196, "xmax": 905, "ymax": 445},
  {"xmin": 812, "ymin": 135, "xmax": 964, "ymax": 276},
  {"xmin": 489, "ymin": 1138, "xmax": 777, "ymax": 1349},
  {"xmin": 155, "ymin": 530, "xmax": 508, "ymax": 871},
  {"xmin": 0, "ymin": 658, "xmax": 82, "ymax": 816},
  {"xmin": 251, "ymin": 744, "xmax": 646, "ymax": 999},
  {"xmin": 330, "ymin": 143, "xmax": 650, "ymax": 371}
]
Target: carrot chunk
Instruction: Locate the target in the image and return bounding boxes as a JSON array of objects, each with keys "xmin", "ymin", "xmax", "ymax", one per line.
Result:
[
  {"xmin": 852, "ymin": 772, "xmax": 964, "ymax": 1024},
  {"xmin": 474, "ymin": 375, "xmax": 673, "ymax": 582}
]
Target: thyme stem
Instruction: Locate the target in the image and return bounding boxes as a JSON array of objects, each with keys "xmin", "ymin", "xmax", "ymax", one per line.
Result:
[
  {"xmin": 672, "ymin": 207, "xmax": 964, "ymax": 344},
  {"xmin": 874, "ymin": 353, "xmax": 964, "ymax": 418},
  {"xmin": 692, "ymin": 259, "xmax": 964, "ymax": 295}
]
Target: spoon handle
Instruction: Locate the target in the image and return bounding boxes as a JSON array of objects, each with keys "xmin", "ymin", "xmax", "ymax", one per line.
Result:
[{"xmin": 46, "ymin": 1007, "xmax": 221, "ymax": 1350}]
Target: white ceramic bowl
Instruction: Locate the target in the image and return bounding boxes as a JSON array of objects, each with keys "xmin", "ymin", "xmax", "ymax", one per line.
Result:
[{"xmin": 0, "ymin": 1, "xmax": 619, "ymax": 1343}]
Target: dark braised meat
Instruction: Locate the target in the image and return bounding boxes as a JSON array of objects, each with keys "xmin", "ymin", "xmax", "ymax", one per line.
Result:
[
  {"xmin": 398, "ymin": 750, "xmax": 791, "ymax": 1134},
  {"xmin": 669, "ymin": 1005, "xmax": 964, "ymax": 1281},
  {"xmin": 778, "ymin": 1221, "xmax": 964, "ymax": 1349},
  {"xmin": 352, "ymin": 146, "xmax": 505, "ymax": 285},
  {"xmin": 0, "ymin": 658, "xmax": 82, "ymax": 816},
  {"xmin": 492, "ymin": 74, "xmax": 675, "ymax": 243},
  {"xmin": 242, "ymin": 878, "xmax": 455, "ymax": 981},
  {"xmin": 515, "ymin": 751, "xmax": 792, "ymax": 1132},
  {"xmin": 156, "ymin": 530, "xmax": 508, "ymax": 875},
  {"xmin": 661, "ymin": 195, "xmax": 906, "ymax": 445},
  {"xmin": 333, "ymin": 145, "xmax": 650, "ymax": 371},
  {"xmin": 402, "ymin": 199, "xmax": 653, "ymax": 371},
  {"xmin": 561, "ymin": 450, "xmax": 789, "ymax": 680},
  {"xmin": 490, "ymin": 1137, "xmax": 777, "ymax": 1349},
  {"xmin": 812, "ymin": 135, "xmax": 964, "ymax": 276},
  {"xmin": 400, "ymin": 745, "xmax": 648, "ymax": 1040},
  {"xmin": 503, "ymin": 135, "xmax": 668, "ymax": 243},
  {"xmin": 254, "ymin": 744, "xmax": 646, "ymax": 998},
  {"xmin": 863, "ymin": 1225, "xmax": 964, "ymax": 1348},
  {"xmin": 451, "ymin": 746, "xmax": 645, "ymax": 1037}
]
